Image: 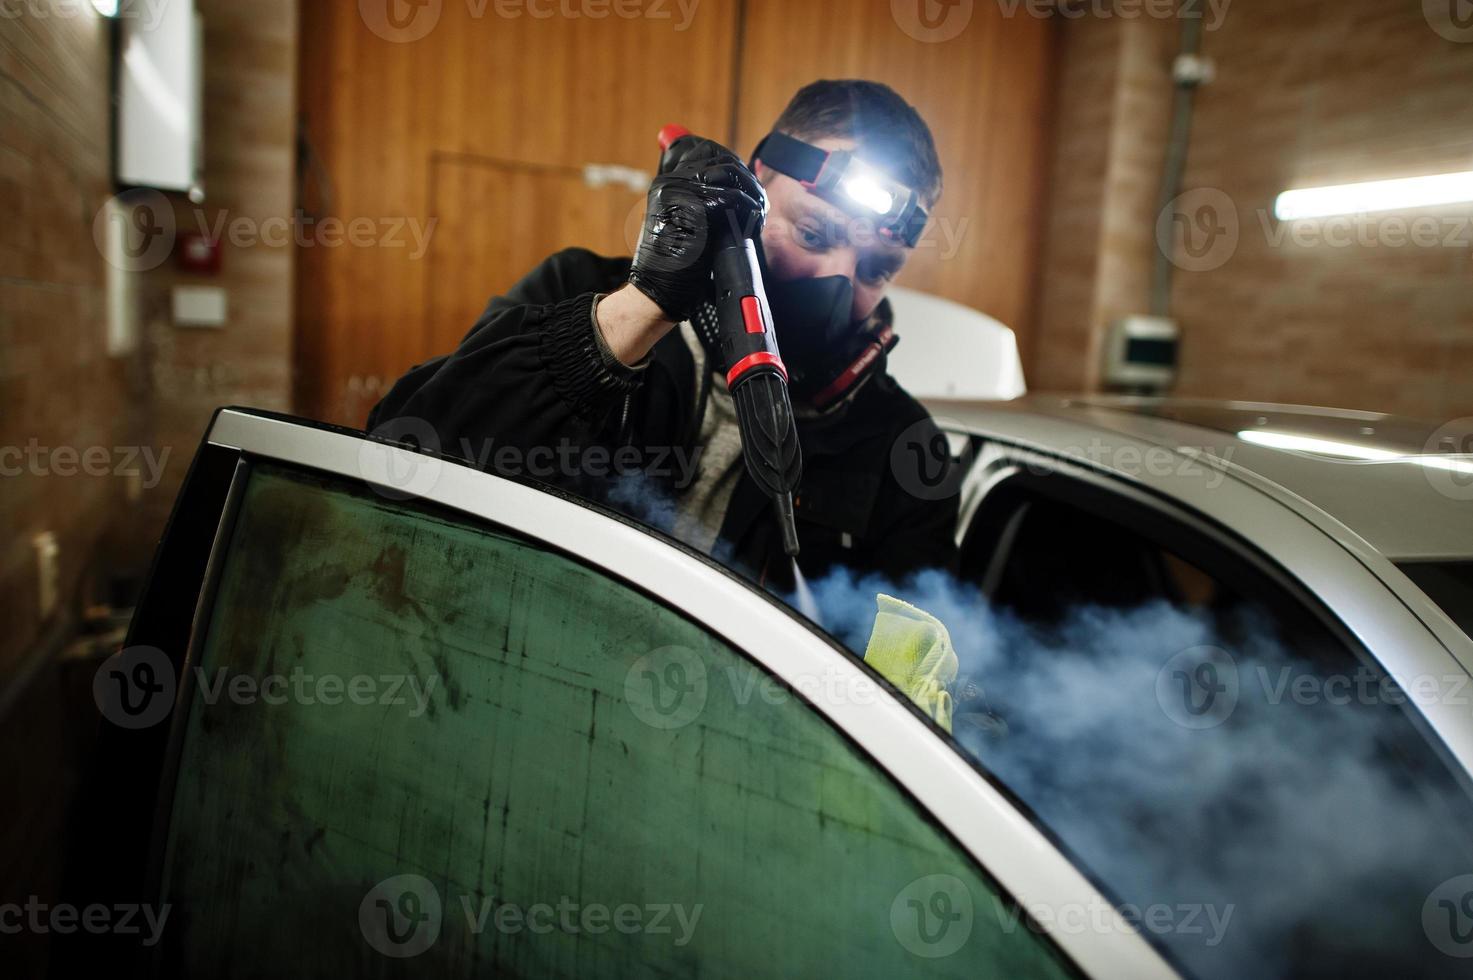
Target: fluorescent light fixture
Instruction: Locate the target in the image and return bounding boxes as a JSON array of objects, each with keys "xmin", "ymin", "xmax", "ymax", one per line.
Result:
[
  {"xmin": 1274, "ymin": 172, "xmax": 1473, "ymax": 220},
  {"xmin": 1238, "ymin": 430, "xmax": 1473, "ymax": 476},
  {"xmin": 92, "ymin": 0, "xmax": 119, "ymax": 16},
  {"xmin": 843, "ymin": 175, "xmax": 895, "ymax": 216}
]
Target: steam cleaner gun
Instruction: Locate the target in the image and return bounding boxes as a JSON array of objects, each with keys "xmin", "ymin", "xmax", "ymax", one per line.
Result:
[{"xmin": 657, "ymin": 124, "xmax": 803, "ymax": 557}]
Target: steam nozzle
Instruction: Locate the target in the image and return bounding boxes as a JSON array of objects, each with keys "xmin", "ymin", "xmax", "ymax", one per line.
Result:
[{"xmin": 775, "ymin": 492, "xmax": 800, "ymax": 558}]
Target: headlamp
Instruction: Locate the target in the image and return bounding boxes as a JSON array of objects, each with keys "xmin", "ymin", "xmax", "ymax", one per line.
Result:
[{"xmin": 753, "ymin": 132, "xmax": 930, "ymax": 248}]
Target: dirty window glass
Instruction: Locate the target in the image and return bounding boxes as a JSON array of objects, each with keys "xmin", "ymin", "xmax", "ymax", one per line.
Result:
[{"xmin": 154, "ymin": 463, "xmax": 1078, "ymax": 979}]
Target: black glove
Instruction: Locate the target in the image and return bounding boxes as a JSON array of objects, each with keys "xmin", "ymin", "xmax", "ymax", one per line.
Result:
[{"xmin": 628, "ymin": 136, "xmax": 767, "ymax": 323}]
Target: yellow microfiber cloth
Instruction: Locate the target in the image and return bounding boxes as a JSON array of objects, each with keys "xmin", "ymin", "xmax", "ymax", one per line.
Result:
[{"xmin": 862, "ymin": 594, "xmax": 958, "ymax": 733}]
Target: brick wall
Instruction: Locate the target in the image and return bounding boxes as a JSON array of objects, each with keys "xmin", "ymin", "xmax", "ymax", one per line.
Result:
[
  {"xmin": 1031, "ymin": 14, "xmax": 1177, "ymax": 392},
  {"xmin": 1172, "ymin": 0, "xmax": 1473, "ymax": 418},
  {"xmin": 1032, "ymin": 1, "xmax": 1473, "ymax": 421},
  {"xmin": 136, "ymin": 0, "xmax": 297, "ymax": 536},
  {"xmin": 0, "ymin": 1, "xmax": 297, "ymax": 682},
  {"xmin": 0, "ymin": 10, "xmax": 135, "ymax": 677}
]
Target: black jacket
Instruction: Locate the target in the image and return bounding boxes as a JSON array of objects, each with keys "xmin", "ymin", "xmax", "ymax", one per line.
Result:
[{"xmin": 368, "ymin": 248, "xmax": 958, "ymax": 590}]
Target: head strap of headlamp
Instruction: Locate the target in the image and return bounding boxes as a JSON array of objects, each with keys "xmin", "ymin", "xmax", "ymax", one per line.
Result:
[{"xmin": 752, "ymin": 131, "xmax": 930, "ymax": 249}]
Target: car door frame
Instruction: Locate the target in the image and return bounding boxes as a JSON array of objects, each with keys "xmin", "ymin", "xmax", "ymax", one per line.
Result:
[
  {"xmin": 81, "ymin": 407, "xmax": 1181, "ymax": 980},
  {"xmin": 946, "ymin": 413, "xmax": 1473, "ymax": 785}
]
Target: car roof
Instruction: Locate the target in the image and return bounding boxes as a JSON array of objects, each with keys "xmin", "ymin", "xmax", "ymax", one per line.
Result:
[{"xmin": 927, "ymin": 395, "xmax": 1473, "ymax": 563}]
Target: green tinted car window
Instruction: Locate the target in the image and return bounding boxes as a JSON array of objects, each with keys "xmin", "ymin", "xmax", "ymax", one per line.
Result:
[{"xmin": 156, "ymin": 464, "xmax": 1078, "ymax": 979}]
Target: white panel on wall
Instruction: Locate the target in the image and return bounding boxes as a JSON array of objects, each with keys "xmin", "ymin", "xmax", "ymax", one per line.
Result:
[
  {"xmin": 117, "ymin": 0, "xmax": 201, "ymax": 194},
  {"xmin": 172, "ymin": 285, "xmax": 228, "ymax": 328}
]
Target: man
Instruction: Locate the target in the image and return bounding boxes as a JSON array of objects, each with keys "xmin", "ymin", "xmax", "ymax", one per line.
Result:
[{"xmin": 369, "ymin": 80, "xmax": 957, "ymax": 590}]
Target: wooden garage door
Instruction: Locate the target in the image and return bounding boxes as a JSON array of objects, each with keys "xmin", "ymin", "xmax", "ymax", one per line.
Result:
[{"xmin": 296, "ymin": 0, "xmax": 739, "ymax": 425}]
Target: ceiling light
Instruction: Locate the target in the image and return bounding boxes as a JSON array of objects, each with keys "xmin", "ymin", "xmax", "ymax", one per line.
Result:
[{"xmin": 1274, "ymin": 172, "xmax": 1473, "ymax": 220}]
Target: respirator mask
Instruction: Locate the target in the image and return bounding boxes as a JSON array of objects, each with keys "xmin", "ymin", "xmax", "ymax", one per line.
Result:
[
  {"xmin": 762, "ymin": 268, "xmax": 896, "ymax": 409},
  {"xmin": 712, "ymin": 131, "xmax": 926, "ymax": 408},
  {"xmin": 694, "ymin": 249, "xmax": 897, "ymax": 410}
]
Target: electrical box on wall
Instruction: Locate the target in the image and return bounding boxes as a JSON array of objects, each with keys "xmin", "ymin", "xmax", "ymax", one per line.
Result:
[
  {"xmin": 172, "ymin": 285, "xmax": 228, "ymax": 328},
  {"xmin": 1104, "ymin": 316, "xmax": 1179, "ymax": 392}
]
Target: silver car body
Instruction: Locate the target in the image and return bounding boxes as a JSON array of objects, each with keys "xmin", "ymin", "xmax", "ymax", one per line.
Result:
[
  {"xmin": 202, "ymin": 400, "xmax": 1473, "ymax": 978},
  {"xmin": 930, "ymin": 395, "xmax": 1473, "ymax": 775}
]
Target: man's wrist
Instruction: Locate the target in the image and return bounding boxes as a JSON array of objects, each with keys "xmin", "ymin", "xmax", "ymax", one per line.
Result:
[{"xmin": 594, "ymin": 285, "xmax": 675, "ymax": 366}]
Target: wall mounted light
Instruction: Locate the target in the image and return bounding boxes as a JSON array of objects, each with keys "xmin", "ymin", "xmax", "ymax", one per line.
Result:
[{"xmin": 1274, "ymin": 172, "xmax": 1473, "ymax": 221}]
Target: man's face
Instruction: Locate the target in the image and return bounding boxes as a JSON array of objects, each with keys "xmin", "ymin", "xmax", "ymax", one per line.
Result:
[{"xmin": 754, "ymin": 137, "xmax": 916, "ymax": 325}]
